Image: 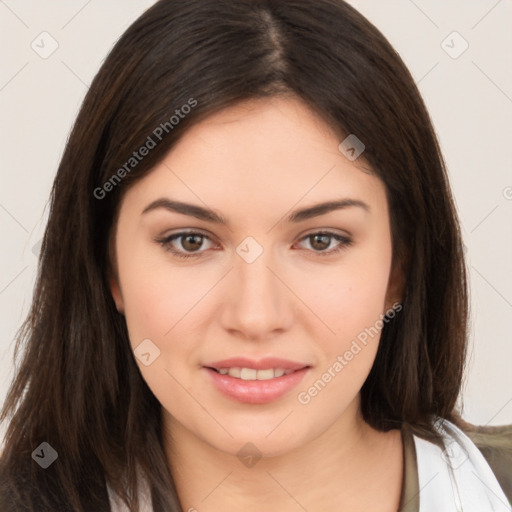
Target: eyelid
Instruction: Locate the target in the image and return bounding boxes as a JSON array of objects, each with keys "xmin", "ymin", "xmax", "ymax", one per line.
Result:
[
  {"xmin": 294, "ymin": 231, "xmax": 352, "ymax": 257},
  {"xmin": 297, "ymin": 227, "xmax": 352, "ymax": 240},
  {"xmin": 155, "ymin": 228, "xmax": 353, "ymax": 259}
]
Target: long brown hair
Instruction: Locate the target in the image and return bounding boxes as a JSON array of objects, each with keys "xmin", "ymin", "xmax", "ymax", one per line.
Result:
[{"xmin": 0, "ymin": 0, "xmax": 468, "ymax": 510}]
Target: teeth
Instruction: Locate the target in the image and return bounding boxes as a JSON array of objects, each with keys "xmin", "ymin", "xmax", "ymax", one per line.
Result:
[
  {"xmin": 228, "ymin": 367, "xmax": 241, "ymax": 378},
  {"xmin": 216, "ymin": 367, "xmax": 296, "ymax": 380},
  {"xmin": 255, "ymin": 369, "xmax": 274, "ymax": 380},
  {"xmin": 240, "ymin": 368, "xmax": 257, "ymax": 380}
]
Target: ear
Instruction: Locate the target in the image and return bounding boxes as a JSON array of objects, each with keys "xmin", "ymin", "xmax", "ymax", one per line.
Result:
[
  {"xmin": 109, "ymin": 274, "xmax": 125, "ymax": 314},
  {"xmin": 384, "ymin": 255, "xmax": 405, "ymax": 312},
  {"xmin": 108, "ymin": 232, "xmax": 125, "ymax": 314}
]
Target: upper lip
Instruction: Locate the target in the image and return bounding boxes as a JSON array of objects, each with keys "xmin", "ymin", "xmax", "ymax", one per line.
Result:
[{"xmin": 205, "ymin": 357, "xmax": 310, "ymax": 371}]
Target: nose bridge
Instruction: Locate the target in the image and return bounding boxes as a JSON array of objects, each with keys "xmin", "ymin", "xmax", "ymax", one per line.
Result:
[
  {"xmin": 234, "ymin": 238, "xmax": 282, "ymax": 306},
  {"xmin": 238, "ymin": 252, "xmax": 276, "ymax": 295},
  {"xmin": 220, "ymin": 236, "xmax": 292, "ymax": 337}
]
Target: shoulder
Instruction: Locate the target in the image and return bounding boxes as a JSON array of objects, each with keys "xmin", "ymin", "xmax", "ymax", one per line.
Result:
[
  {"xmin": 459, "ymin": 421, "xmax": 512, "ymax": 504},
  {"xmin": 406, "ymin": 417, "xmax": 511, "ymax": 509}
]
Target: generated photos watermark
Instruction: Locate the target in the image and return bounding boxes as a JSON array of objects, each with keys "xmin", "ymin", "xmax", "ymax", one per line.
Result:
[
  {"xmin": 297, "ymin": 302, "xmax": 402, "ymax": 405},
  {"xmin": 93, "ymin": 97, "xmax": 198, "ymax": 200}
]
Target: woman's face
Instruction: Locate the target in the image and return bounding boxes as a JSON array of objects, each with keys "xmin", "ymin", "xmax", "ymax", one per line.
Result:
[{"xmin": 110, "ymin": 95, "xmax": 399, "ymax": 457}]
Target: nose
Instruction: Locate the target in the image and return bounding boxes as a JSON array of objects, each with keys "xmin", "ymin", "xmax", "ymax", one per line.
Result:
[{"xmin": 219, "ymin": 246, "xmax": 294, "ymax": 341}]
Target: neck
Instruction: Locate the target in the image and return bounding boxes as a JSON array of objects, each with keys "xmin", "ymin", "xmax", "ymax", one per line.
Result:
[{"xmin": 163, "ymin": 399, "xmax": 404, "ymax": 512}]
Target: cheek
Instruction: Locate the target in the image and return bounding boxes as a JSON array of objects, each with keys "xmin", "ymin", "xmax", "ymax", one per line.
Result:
[
  {"xmin": 118, "ymin": 241, "xmax": 209, "ymax": 348},
  {"xmin": 297, "ymin": 236, "xmax": 393, "ymax": 408},
  {"xmin": 294, "ymin": 257, "xmax": 392, "ymax": 416},
  {"xmin": 306, "ymin": 248, "xmax": 392, "ymax": 346},
  {"xmin": 116, "ymin": 247, "xmax": 216, "ymax": 387},
  {"xmin": 117, "ymin": 257, "xmax": 207, "ymax": 417},
  {"xmin": 121, "ymin": 269, "xmax": 175, "ymax": 345}
]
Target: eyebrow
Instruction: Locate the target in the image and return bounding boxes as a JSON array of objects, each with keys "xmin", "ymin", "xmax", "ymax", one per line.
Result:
[{"xmin": 141, "ymin": 197, "xmax": 369, "ymax": 226}]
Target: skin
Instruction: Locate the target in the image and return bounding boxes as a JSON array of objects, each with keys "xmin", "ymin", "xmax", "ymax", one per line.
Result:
[{"xmin": 110, "ymin": 95, "xmax": 404, "ymax": 511}]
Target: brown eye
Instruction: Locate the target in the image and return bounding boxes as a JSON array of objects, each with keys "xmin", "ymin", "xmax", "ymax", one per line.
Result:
[
  {"xmin": 156, "ymin": 231, "xmax": 216, "ymax": 259},
  {"xmin": 297, "ymin": 231, "xmax": 353, "ymax": 256},
  {"xmin": 309, "ymin": 234, "xmax": 331, "ymax": 251},
  {"xmin": 180, "ymin": 234, "xmax": 205, "ymax": 252}
]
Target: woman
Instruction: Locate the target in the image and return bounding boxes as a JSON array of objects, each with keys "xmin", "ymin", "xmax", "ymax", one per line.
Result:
[{"xmin": 1, "ymin": 0, "xmax": 510, "ymax": 510}]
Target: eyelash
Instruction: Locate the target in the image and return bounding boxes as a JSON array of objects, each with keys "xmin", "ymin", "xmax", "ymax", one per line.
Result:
[{"xmin": 155, "ymin": 230, "xmax": 353, "ymax": 260}]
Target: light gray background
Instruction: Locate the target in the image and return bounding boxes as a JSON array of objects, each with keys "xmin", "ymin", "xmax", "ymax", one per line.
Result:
[{"xmin": 1, "ymin": 1, "xmax": 511, "ymax": 449}]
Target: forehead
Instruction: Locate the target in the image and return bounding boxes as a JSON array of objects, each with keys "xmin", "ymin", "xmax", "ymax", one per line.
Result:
[
  {"xmin": 119, "ymin": 95, "xmax": 387, "ymax": 225},
  {"xmin": 174, "ymin": 95, "xmax": 347, "ymax": 170}
]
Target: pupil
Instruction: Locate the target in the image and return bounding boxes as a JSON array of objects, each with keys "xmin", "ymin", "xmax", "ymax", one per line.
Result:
[
  {"xmin": 183, "ymin": 234, "xmax": 202, "ymax": 251},
  {"xmin": 311, "ymin": 234, "xmax": 329, "ymax": 251}
]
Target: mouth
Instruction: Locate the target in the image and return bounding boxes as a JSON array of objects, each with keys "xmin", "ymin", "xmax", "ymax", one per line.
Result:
[
  {"xmin": 206, "ymin": 367, "xmax": 299, "ymax": 380},
  {"xmin": 203, "ymin": 357, "xmax": 311, "ymax": 404}
]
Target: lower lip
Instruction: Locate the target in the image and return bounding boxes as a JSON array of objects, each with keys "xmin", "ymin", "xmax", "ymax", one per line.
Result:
[{"xmin": 204, "ymin": 367, "xmax": 309, "ymax": 404}]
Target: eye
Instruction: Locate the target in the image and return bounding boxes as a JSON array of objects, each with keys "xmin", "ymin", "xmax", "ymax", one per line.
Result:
[
  {"xmin": 295, "ymin": 231, "xmax": 352, "ymax": 256},
  {"xmin": 155, "ymin": 231, "xmax": 218, "ymax": 259},
  {"xmin": 155, "ymin": 230, "xmax": 352, "ymax": 260}
]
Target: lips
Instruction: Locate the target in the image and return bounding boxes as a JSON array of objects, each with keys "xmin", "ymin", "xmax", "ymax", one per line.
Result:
[{"xmin": 203, "ymin": 357, "xmax": 310, "ymax": 404}]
